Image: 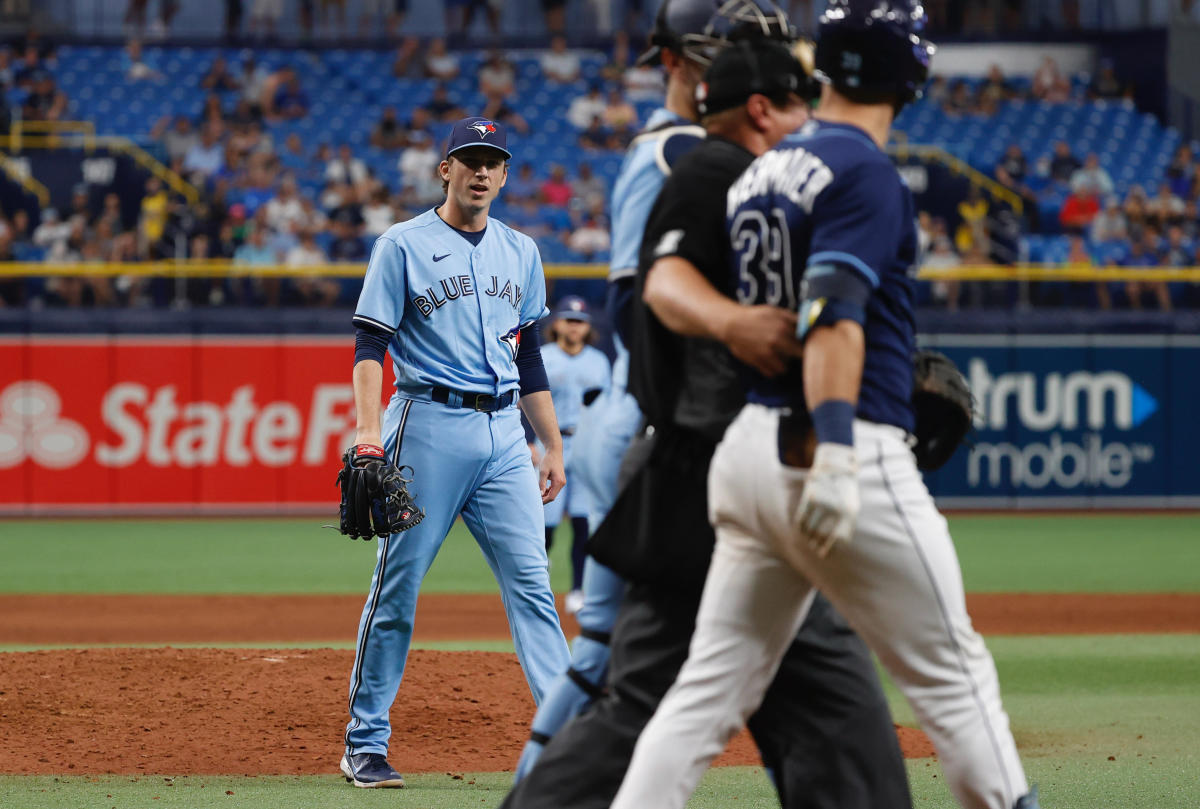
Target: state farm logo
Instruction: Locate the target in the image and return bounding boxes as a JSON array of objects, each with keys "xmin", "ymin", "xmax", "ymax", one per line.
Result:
[
  {"xmin": 0, "ymin": 381, "xmax": 91, "ymax": 468},
  {"xmin": 0, "ymin": 380, "xmax": 358, "ymax": 470}
]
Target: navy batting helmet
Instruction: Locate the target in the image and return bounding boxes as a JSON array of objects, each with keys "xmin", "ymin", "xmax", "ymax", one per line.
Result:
[{"xmin": 813, "ymin": 0, "xmax": 934, "ymax": 111}]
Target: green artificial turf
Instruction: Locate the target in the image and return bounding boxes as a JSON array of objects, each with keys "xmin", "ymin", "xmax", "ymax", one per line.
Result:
[{"xmin": 1, "ymin": 513, "xmax": 1197, "ymax": 595}]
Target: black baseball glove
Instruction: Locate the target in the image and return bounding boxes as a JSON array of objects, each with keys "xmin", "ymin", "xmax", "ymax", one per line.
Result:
[
  {"xmin": 911, "ymin": 350, "xmax": 974, "ymax": 471},
  {"xmin": 335, "ymin": 444, "xmax": 425, "ymax": 539}
]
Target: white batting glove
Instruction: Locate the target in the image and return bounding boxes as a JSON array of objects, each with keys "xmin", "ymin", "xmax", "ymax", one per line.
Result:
[{"xmin": 795, "ymin": 443, "xmax": 859, "ymax": 558}]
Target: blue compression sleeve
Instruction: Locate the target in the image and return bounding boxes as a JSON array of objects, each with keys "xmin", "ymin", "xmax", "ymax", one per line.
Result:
[
  {"xmin": 354, "ymin": 325, "xmax": 390, "ymax": 366},
  {"xmin": 811, "ymin": 400, "xmax": 855, "ymax": 446},
  {"xmin": 517, "ymin": 324, "xmax": 549, "ymax": 394}
]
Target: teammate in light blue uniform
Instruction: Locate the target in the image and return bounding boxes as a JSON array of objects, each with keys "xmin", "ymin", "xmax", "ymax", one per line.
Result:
[
  {"xmin": 511, "ymin": 0, "xmax": 709, "ymax": 780},
  {"xmin": 537, "ymin": 296, "xmax": 610, "ymax": 606},
  {"xmin": 340, "ymin": 117, "xmax": 571, "ymax": 789}
]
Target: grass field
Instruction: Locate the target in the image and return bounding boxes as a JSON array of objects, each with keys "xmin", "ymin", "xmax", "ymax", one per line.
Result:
[{"xmin": 1, "ymin": 513, "xmax": 1198, "ymax": 808}]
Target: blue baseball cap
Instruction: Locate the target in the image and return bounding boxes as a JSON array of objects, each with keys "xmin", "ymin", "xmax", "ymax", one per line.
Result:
[
  {"xmin": 446, "ymin": 116, "xmax": 511, "ymax": 160},
  {"xmin": 553, "ymin": 295, "xmax": 591, "ymax": 322}
]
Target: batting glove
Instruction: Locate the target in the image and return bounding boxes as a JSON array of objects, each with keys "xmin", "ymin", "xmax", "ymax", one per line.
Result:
[{"xmin": 795, "ymin": 443, "xmax": 859, "ymax": 558}]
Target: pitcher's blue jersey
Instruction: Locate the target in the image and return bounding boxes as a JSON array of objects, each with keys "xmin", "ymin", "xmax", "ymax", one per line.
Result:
[
  {"xmin": 727, "ymin": 119, "xmax": 919, "ymax": 431},
  {"xmin": 608, "ymin": 108, "xmax": 705, "ymax": 395},
  {"xmin": 353, "ymin": 208, "xmax": 549, "ymax": 396},
  {"xmin": 542, "ymin": 343, "xmax": 611, "ymax": 432}
]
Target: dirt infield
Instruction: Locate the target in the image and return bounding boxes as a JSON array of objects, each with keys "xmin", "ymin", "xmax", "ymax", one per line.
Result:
[{"xmin": 0, "ymin": 591, "xmax": 1193, "ymax": 776}]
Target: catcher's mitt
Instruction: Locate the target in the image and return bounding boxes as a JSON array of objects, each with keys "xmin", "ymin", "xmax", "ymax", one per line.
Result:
[
  {"xmin": 911, "ymin": 350, "xmax": 973, "ymax": 471},
  {"xmin": 335, "ymin": 444, "xmax": 425, "ymax": 539}
]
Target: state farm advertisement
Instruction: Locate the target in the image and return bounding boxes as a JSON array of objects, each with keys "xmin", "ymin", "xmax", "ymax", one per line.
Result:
[{"xmin": 0, "ymin": 336, "xmax": 384, "ymax": 514}]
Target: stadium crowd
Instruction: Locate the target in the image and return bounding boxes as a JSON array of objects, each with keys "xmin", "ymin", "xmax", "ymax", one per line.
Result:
[{"xmin": 0, "ymin": 29, "xmax": 1197, "ymax": 311}]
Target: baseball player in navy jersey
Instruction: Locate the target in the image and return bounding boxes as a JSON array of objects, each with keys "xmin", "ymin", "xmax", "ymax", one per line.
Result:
[
  {"xmin": 611, "ymin": 4, "xmax": 1041, "ymax": 809},
  {"xmin": 339, "ymin": 116, "xmax": 571, "ymax": 789},
  {"xmin": 505, "ymin": 4, "xmax": 909, "ymax": 808},
  {"xmin": 536, "ymin": 295, "xmax": 610, "ymax": 609}
]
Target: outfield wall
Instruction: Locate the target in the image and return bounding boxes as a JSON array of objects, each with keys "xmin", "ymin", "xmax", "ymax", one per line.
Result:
[{"xmin": 1, "ymin": 311, "xmax": 1196, "ymax": 513}]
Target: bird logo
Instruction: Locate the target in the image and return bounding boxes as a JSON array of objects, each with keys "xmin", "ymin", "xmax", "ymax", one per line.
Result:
[{"xmin": 469, "ymin": 120, "xmax": 497, "ymax": 139}]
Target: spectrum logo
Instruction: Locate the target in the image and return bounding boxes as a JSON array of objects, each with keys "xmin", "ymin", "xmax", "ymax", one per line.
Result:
[{"xmin": 968, "ymin": 359, "xmax": 1158, "ymax": 432}]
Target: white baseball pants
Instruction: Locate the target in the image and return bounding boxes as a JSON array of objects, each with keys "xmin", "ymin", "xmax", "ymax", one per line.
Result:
[{"xmin": 611, "ymin": 404, "xmax": 1028, "ymax": 809}]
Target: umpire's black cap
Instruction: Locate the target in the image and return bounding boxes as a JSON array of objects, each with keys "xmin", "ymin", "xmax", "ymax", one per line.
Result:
[{"xmin": 694, "ymin": 38, "xmax": 808, "ymax": 116}]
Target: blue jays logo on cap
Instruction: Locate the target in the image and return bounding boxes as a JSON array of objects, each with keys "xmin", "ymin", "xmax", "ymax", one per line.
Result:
[
  {"xmin": 447, "ymin": 116, "xmax": 512, "ymax": 160},
  {"xmin": 553, "ymin": 295, "xmax": 591, "ymax": 323}
]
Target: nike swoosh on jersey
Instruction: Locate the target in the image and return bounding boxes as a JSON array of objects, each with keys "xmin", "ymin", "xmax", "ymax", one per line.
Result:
[{"xmin": 433, "ymin": 253, "xmax": 451, "ymax": 262}]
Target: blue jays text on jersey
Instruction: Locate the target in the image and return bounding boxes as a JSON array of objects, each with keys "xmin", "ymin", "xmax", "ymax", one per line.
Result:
[
  {"xmin": 726, "ymin": 119, "xmax": 919, "ymax": 432},
  {"xmin": 353, "ymin": 208, "xmax": 549, "ymax": 396}
]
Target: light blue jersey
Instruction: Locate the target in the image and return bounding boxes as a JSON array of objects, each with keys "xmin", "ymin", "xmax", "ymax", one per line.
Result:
[
  {"xmin": 353, "ymin": 208, "xmax": 549, "ymax": 397},
  {"xmin": 514, "ymin": 107, "xmax": 705, "ymax": 781},
  {"xmin": 345, "ymin": 205, "xmax": 568, "ymax": 763},
  {"xmin": 542, "ymin": 343, "xmax": 610, "ymax": 433}
]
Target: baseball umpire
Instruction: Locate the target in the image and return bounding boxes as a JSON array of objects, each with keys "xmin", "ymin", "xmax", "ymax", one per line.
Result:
[
  {"xmin": 335, "ymin": 116, "xmax": 570, "ymax": 788},
  {"xmin": 610, "ymin": 3, "xmax": 1041, "ymax": 809},
  {"xmin": 500, "ymin": 12, "xmax": 913, "ymax": 809}
]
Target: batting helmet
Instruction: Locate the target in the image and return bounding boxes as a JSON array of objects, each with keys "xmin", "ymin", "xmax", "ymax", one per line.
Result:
[{"xmin": 813, "ymin": 0, "xmax": 934, "ymax": 111}]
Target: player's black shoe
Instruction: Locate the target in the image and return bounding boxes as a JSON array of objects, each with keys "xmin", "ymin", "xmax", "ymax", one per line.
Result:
[{"xmin": 340, "ymin": 752, "xmax": 406, "ymax": 788}]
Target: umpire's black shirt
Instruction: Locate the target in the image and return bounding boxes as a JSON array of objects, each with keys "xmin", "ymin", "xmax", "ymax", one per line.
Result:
[{"xmin": 630, "ymin": 135, "xmax": 755, "ymax": 441}]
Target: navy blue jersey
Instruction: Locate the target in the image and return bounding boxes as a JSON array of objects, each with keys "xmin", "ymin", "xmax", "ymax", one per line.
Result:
[{"xmin": 726, "ymin": 119, "xmax": 918, "ymax": 432}]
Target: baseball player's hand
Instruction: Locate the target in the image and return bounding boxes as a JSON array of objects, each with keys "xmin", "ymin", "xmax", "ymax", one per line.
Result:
[
  {"xmin": 537, "ymin": 446, "xmax": 566, "ymax": 504},
  {"xmin": 795, "ymin": 443, "xmax": 859, "ymax": 558},
  {"xmin": 720, "ymin": 305, "xmax": 804, "ymax": 377}
]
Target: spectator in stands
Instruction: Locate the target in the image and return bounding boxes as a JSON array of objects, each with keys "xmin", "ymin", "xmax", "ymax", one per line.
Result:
[
  {"xmin": 269, "ymin": 67, "xmax": 310, "ymax": 120},
  {"xmin": 276, "ymin": 132, "xmax": 308, "ymax": 174},
  {"xmin": 325, "ymin": 143, "xmax": 369, "ymax": 187},
  {"xmin": 508, "ymin": 196, "xmax": 552, "ymax": 240},
  {"xmin": 0, "ymin": 47, "xmax": 15, "ymax": 91},
  {"xmin": 238, "ymin": 52, "xmax": 269, "ymax": 112},
  {"xmin": 478, "ymin": 50, "xmax": 515, "ymax": 97},
  {"xmin": 921, "ymin": 233, "xmax": 961, "ymax": 311},
  {"xmin": 423, "ymin": 37, "xmax": 460, "ymax": 80},
  {"xmin": 198, "ymin": 92, "xmax": 226, "ymax": 127},
  {"xmin": 137, "ymin": 179, "xmax": 169, "ymax": 257},
  {"xmin": 250, "ymin": 0, "xmax": 285, "ymax": 38},
  {"xmin": 371, "ymin": 107, "xmax": 406, "ymax": 150},
  {"xmin": 202, "ymin": 54, "xmax": 240, "ymax": 91},
  {"xmin": 123, "ymin": 38, "xmax": 163, "ymax": 81},
  {"xmin": 578, "ymin": 116, "xmax": 612, "ymax": 151},
  {"xmin": 1124, "ymin": 230, "xmax": 1171, "ymax": 311},
  {"xmin": 392, "ymin": 35, "xmax": 422, "ymax": 78},
  {"xmin": 601, "ymin": 29, "xmax": 631, "ymax": 84},
  {"xmin": 264, "ymin": 176, "xmax": 306, "ymax": 234},
  {"xmin": 568, "ymin": 214, "xmax": 611, "ymax": 258},
  {"xmin": 450, "ymin": 0, "xmax": 502, "ymax": 35},
  {"xmin": 1147, "ymin": 183, "xmax": 1185, "ymax": 228},
  {"xmin": 480, "ymin": 88, "xmax": 530, "ymax": 135},
  {"xmin": 1032, "ymin": 56, "xmax": 1071, "ymax": 103},
  {"xmin": 567, "ymin": 83, "xmax": 607, "ymax": 130},
  {"xmin": 1064, "ymin": 233, "xmax": 1110, "ymax": 310},
  {"xmin": 977, "ymin": 63, "xmax": 1014, "ymax": 111},
  {"xmin": 1059, "ymin": 184, "xmax": 1100, "ymax": 234},
  {"xmin": 571, "ymin": 162, "xmax": 606, "ymax": 211},
  {"xmin": 287, "ymin": 229, "xmax": 339, "ymax": 306},
  {"xmin": 362, "ymin": 186, "xmax": 396, "ymax": 236},
  {"xmin": 1183, "ymin": 200, "xmax": 1200, "ymax": 240},
  {"xmin": 997, "ymin": 144, "xmax": 1027, "ymax": 183},
  {"xmin": 1166, "ymin": 145, "xmax": 1195, "ymax": 200},
  {"xmin": 955, "ymin": 186, "xmax": 988, "ymax": 253},
  {"xmin": 33, "ymin": 207, "xmax": 70, "ymax": 257},
  {"xmin": 1090, "ymin": 196, "xmax": 1128, "ymax": 243},
  {"xmin": 423, "ymin": 83, "xmax": 465, "ymax": 122},
  {"xmin": 329, "ymin": 213, "xmax": 367, "ymax": 262},
  {"xmin": 541, "ymin": 165, "xmax": 573, "ymax": 208},
  {"xmin": 506, "ymin": 163, "xmax": 539, "ymax": 203},
  {"xmin": 1070, "ymin": 153, "xmax": 1113, "ymax": 196},
  {"xmin": 1162, "ymin": 223, "xmax": 1192, "ymax": 268},
  {"xmin": 152, "ymin": 115, "xmax": 200, "ymax": 164},
  {"xmin": 1046, "ymin": 140, "xmax": 1081, "ymax": 185},
  {"xmin": 941, "ymin": 79, "xmax": 973, "ymax": 117},
  {"xmin": 1123, "ymin": 185, "xmax": 1149, "ymax": 239},
  {"xmin": 8, "ymin": 209, "xmax": 30, "ymax": 251},
  {"xmin": 15, "ymin": 44, "xmax": 45, "ymax": 89},
  {"xmin": 1088, "ymin": 60, "xmax": 1126, "ymax": 101},
  {"xmin": 541, "ymin": 35, "xmax": 581, "ymax": 83},
  {"xmin": 623, "ymin": 61, "xmax": 665, "ymax": 102},
  {"xmin": 21, "ymin": 73, "xmax": 66, "ymax": 121},
  {"xmin": 602, "ymin": 87, "xmax": 637, "ymax": 131},
  {"xmin": 397, "ymin": 131, "xmax": 441, "ymax": 206},
  {"xmin": 317, "ymin": 0, "xmax": 349, "ymax": 38},
  {"xmin": 183, "ymin": 122, "xmax": 226, "ymax": 181}
]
